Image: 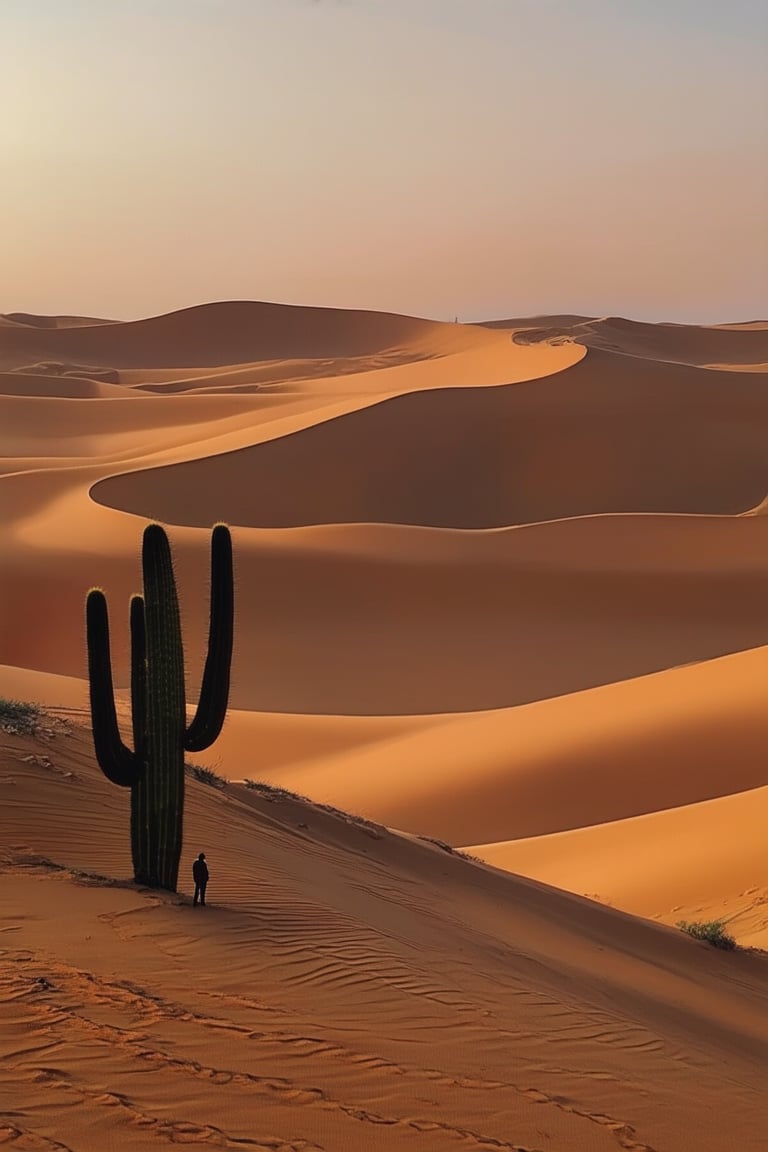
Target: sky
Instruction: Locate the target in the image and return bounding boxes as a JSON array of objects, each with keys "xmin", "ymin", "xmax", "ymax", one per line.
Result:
[{"xmin": 1, "ymin": 0, "xmax": 766, "ymax": 323}]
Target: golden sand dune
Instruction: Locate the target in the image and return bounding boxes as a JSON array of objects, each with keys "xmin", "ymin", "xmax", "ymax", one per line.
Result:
[
  {"xmin": 232, "ymin": 645, "xmax": 768, "ymax": 843},
  {"xmin": 468, "ymin": 784, "xmax": 768, "ymax": 948},
  {"xmin": 3, "ymin": 300, "xmax": 768, "ymax": 1148},
  {"xmin": 7, "ymin": 505, "xmax": 768, "ymax": 716},
  {"xmin": 1, "ymin": 721, "xmax": 766, "ymax": 1152},
  {"xmin": 3, "ymin": 305, "xmax": 768, "ymax": 725},
  {"xmin": 4, "ymin": 642, "xmax": 768, "ymax": 861}
]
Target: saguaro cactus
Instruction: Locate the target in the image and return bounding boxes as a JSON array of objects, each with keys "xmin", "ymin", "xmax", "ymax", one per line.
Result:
[{"xmin": 86, "ymin": 523, "xmax": 234, "ymax": 891}]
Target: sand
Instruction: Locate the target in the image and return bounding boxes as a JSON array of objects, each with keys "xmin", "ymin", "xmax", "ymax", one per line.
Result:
[{"xmin": 2, "ymin": 301, "xmax": 767, "ymax": 1150}]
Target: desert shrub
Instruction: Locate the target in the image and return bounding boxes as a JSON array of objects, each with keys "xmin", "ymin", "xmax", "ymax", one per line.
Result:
[
  {"xmin": 243, "ymin": 778, "xmax": 296, "ymax": 798},
  {"xmin": 419, "ymin": 835, "xmax": 455, "ymax": 855},
  {"xmin": 677, "ymin": 919, "xmax": 736, "ymax": 950},
  {"xmin": 241, "ymin": 779, "xmax": 383, "ymax": 833},
  {"xmin": 0, "ymin": 697, "xmax": 42, "ymax": 735},
  {"xmin": 453, "ymin": 848, "xmax": 483, "ymax": 864},
  {"xmin": 417, "ymin": 835, "xmax": 483, "ymax": 864},
  {"xmin": 185, "ymin": 762, "xmax": 227, "ymax": 789}
]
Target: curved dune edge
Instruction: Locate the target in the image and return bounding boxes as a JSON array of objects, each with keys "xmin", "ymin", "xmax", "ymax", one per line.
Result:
[
  {"xmin": 0, "ymin": 299, "xmax": 531, "ymax": 371},
  {"xmin": 465, "ymin": 784, "xmax": 768, "ymax": 949},
  {"xmin": 90, "ymin": 344, "xmax": 768, "ymax": 529}
]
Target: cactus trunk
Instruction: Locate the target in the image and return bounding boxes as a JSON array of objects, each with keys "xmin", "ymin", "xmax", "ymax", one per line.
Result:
[
  {"xmin": 142, "ymin": 525, "xmax": 185, "ymax": 890},
  {"xmin": 129, "ymin": 594, "xmax": 149, "ymax": 884}
]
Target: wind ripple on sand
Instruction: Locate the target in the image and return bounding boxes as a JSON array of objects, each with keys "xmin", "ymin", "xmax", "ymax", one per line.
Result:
[{"xmin": 1, "ymin": 724, "xmax": 767, "ymax": 1151}]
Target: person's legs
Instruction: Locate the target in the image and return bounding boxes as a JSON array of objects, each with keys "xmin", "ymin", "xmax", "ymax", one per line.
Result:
[
  {"xmin": 193, "ymin": 883, "xmax": 200, "ymax": 906},
  {"xmin": 200, "ymin": 882, "xmax": 207, "ymax": 906}
]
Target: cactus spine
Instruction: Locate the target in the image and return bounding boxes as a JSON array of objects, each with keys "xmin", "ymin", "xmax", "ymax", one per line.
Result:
[{"xmin": 86, "ymin": 523, "xmax": 234, "ymax": 891}]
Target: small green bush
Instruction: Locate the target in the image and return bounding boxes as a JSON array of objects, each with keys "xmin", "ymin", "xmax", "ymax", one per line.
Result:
[
  {"xmin": 677, "ymin": 919, "xmax": 736, "ymax": 950},
  {"xmin": 0, "ymin": 697, "xmax": 42, "ymax": 735}
]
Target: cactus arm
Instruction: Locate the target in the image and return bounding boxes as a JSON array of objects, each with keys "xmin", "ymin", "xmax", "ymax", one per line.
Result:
[
  {"xmin": 142, "ymin": 524, "xmax": 186, "ymax": 891},
  {"xmin": 184, "ymin": 523, "xmax": 234, "ymax": 753},
  {"xmin": 85, "ymin": 589, "xmax": 141, "ymax": 788}
]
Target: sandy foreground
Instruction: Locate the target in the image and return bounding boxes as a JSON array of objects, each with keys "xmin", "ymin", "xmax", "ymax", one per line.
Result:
[{"xmin": 1, "ymin": 302, "xmax": 768, "ymax": 1149}]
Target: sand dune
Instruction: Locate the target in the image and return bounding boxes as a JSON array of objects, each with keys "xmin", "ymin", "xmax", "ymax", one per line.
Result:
[
  {"xmin": 480, "ymin": 313, "xmax": 595, "ymax": 330},
  {"xmin": 484, "ymin": 314, "xmax": 768, "ymax": 367},
  {"xmin": 229, "ymin": 644, "xmax": 768, "ymax": 843},
  {"xmin": 0, "ymin": 312, "xmax": 114, "ymax": 329},
  {"xmin": 3, "ymin": 302, "xmax": 768, "ymax": 719},
  {"xmin": 7, "ymin": 507, "xmax": 768, "ymax": 716},
  {"xmin": 1, "ymin": 720, "xmax": 766, "ymax": 1152},
  {"xmin": 4, "ymin": 304, "xmax": 768, "ymax": 723},
  {"xmin": 4, "ymin": 298, "xmax": 768, "ymax": 1148},
  {"xmin": 5, "ymin": 640, "xmax": 768, "ymax": 856},
  {"xmin": 0, "ymin": 300, "xmax": 489, "ymax": 371},
  {"xmin": 0, "ymin": 370, "xmax": 133, "ymax": 399},
  {"xmin": 468, "ymin": 784, "xmax": 768, "ymax": 948},
  {"xmin": 581, "ymin": 316, "xmax": 768, "ymax": 365},
  {"xmin": 91, "ymin": 346, "xmax": 768, "ymax": 527}
]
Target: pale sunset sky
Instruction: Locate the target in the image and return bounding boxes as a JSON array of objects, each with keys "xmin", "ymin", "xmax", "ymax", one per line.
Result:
[{"xmin": 2, "ymin": 0, "xmax": 766, "ymax": 322}]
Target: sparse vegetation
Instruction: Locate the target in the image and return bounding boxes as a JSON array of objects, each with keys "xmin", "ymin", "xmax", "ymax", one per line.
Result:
[
  {"xmin": 0, "ymin": 697, "xmax": 42, "ymax": 735},
  {"xmin": 242, "ymin": 778, "xmax": 383, "ymax": 834},
  {"xmin": 243, "ymin": 778, "xmax": 300, "ymax": 800},
  {"xmin": 186, "ymin": 762, "xmax": 227, "ymax": 789},
  {"xmin": 418, "ymin": 835, "xmax": 483, "ymax": 864},
  {"xmin": 677, "ymin": 919, "xmax": 736, "ymax": 950}
]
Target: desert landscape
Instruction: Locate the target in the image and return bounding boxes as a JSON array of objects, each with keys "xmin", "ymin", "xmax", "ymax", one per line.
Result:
[{"xmin": 1, "ymin": 302, "xmax": 767, "ymax": 1150}]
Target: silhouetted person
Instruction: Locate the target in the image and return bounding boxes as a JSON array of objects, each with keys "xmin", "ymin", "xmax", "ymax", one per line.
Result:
[{"xmin": 192, "ymin": 852, "xmax": 209, "ymax": 906}]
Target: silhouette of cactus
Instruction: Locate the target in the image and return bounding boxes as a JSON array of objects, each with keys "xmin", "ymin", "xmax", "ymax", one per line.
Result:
[{"xmin": 86, "ymin": 523, "xmax": 233, "ymax": 891}]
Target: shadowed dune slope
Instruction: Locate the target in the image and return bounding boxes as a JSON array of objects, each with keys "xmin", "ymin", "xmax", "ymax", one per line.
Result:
[
  {"xmin": 0, "ymin": 312, "xmax": 114, "ymax": 329},
  {"xmin": 480, "ymin": 313, "xmax": 595, "ymax": 329},
  {"xmin": 0, "ymin": 371, "xmax": 134, "ymax": 399},
  {"xmin": 4, "ymin": 641, "xmax": 768, "ymax": 858},
  {"xmin": 92, "ymin": 346, "xmax": 768, "ymax": 527},
  {"xmin": 1, "ymin": 720, "xmax": 766, "ymax": 1152},
  {"xmin": 582, "ymin": 316, "xmax": 768, "ymax": 365},
  {"xmin": 230, "ymin": 645, "xmax": 768, "ymax": 846},
  {"xmin": 6, "ymin": 515, "xmax": 768, "ymax": 715},
  {"xmin": 467, "ymin": 783, "xmax": 768, "ymax": 948},
  {"xmin": 485, "ymin": 315, "xmax": 768, "ymax": 366},
  {"xmin": 0, "ymin": 300, "xmax": 474, "ymax": 371}
]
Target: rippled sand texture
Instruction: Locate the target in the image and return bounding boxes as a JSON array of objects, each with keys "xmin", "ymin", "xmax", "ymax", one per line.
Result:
[{"xmin": 2, "ymin": 303, "xmax": 768, "ymax": 1150}]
